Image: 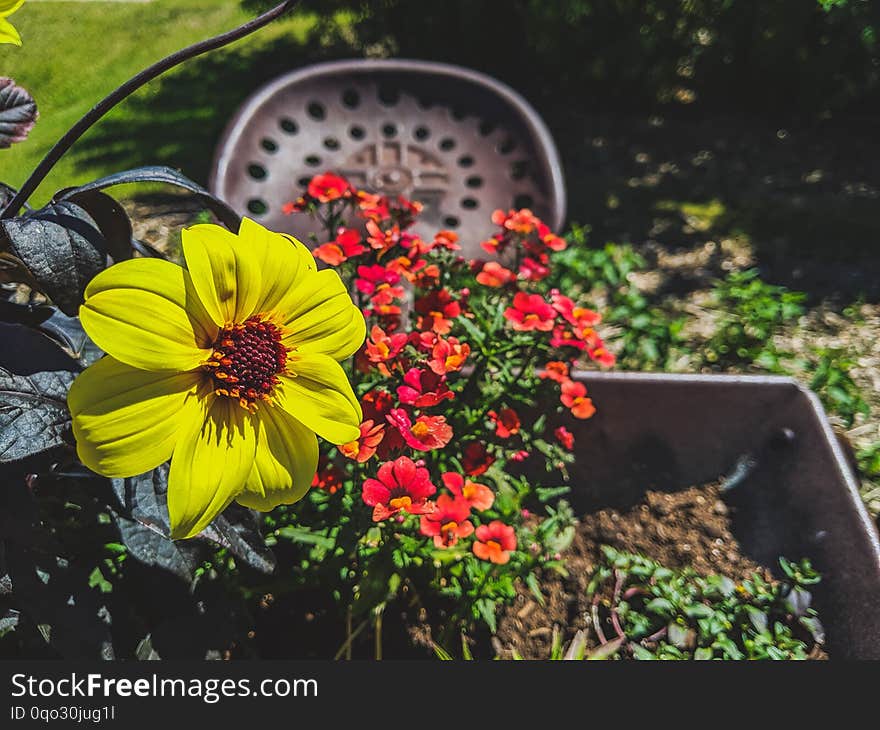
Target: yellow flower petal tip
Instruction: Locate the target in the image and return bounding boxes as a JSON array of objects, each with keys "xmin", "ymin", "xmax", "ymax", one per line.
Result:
[
  {"xmin": 73, "ymin": 221, "xmax": 364, "ymax": 539},
  {"xmin": 0, "ymin": 1, "xmax": 24, "ymax": 46}
]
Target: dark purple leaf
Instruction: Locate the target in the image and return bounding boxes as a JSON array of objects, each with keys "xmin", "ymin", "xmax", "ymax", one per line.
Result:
[{"xmin": 0, "ymin": 78, "xmax": 37, "ymax": 149}]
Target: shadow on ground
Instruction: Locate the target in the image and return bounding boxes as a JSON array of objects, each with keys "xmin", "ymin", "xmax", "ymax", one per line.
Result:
[{"xmin": 73, "ymin": 35, "xmax": 880, "ymax": 303}]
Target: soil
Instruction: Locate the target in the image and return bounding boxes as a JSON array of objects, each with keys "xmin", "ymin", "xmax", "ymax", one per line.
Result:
[{"xmin": 492, "ymin": 481, "xmax": 802, "ymax": 660}]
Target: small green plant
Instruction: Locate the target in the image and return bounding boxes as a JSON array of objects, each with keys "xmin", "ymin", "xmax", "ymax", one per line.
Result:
[
  {"xmin": 581, "ymin": 547, "xmax": 823, "ymax": 660},
  {"xmin": 699, "ymin": 269, "xmax": 806, "ymax": 371},
  {"xmin": 552, "ymin": 229, "xmax": 684, "ymax": 370},
  {"xmin": 808, "ymin": 347, "xmax": 870, "ymax": 427}
]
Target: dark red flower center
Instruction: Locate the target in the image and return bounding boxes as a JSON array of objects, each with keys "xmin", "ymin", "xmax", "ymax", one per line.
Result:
[{"xmin": 204, "ymin": 316, "xmax": 289, "ymax": 409}]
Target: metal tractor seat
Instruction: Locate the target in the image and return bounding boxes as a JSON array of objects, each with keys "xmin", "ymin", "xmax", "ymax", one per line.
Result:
[{"xmin": 210, "ymin": 59, "xmax": 566, "ymax": 256}]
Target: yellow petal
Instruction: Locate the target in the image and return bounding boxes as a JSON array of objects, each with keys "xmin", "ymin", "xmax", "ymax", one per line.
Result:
[
  {"xmin": 275, "ymin": 352, "xmax": 361, "ymax": 444},
  {"xmin": 167, "ymin": 395, "xmax": 257, "ymax": 540},
  {"xmin": 68, "ymin": 356, "xmax": 202, "ymax": 478},
  {"xmin": 282, "ymin": 289, "xmax": 365, "ymax": 362},
  {"xmin": 237, "ymin": 217, "xmax": 316, "ymax": 315},
  {"xmin": 0, "ymin": 1, "xmax": 25, "ymax": 16},
  {"xmin": 237, "ymin": 406, "xmax": 317, "ymax": 511},
  {"xmin": 181, "ymin": 223, "xmax": 262, "ymax": 327},
  {"xmin": 276, "ymin": 268, "xmax": 365, "ymax": 360},
  {"xmin": 0, "ymin": 17, "xmax": 20, "ymax": 45},
  {"xmin": 81, "ymin": 257, "xmax": 216, "ymax": 371}
]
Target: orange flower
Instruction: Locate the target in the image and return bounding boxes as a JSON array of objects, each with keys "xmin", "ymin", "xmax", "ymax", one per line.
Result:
[
  {"xmin": 414, "ymin": 289, "xmax": 461, "ymax": 335},
  {"xmin": 433, "ymin": 230, "xmax": 461, "ymax": 251},
  {"xmin": 419, "ymin": 494, "xmax": 473, "ymax": 548},
  {"xmin": 504, "ymin": 292, "xmax": 556, "ymax": 332},
  {"xmin": 560, "ymin": 379, "xmax": 596, "ymax": 419},
  {"xmin": 540, "ymin": 361, "xmax": 570, "ymax": 383},
  {"xmin": 473, "ymin": 521, "xmax": 517, "ymax": 565},
  {"xmin": 340, "ymin": 419, "xmax": 385, "ymax": 463},
  {"xmin": 428, "ymin": 336, "xmax": 470, "ymax": 375},
  {"xmin": 492, "ymin": 208, "xmax": 539, "ymax": 235},
  {"xmin": 387, "ymin": 409, "xmax": 453, "ymax": 451},
  {"xmin": 308, "ymin": 172, "xmax": 352, "ymax": 203},
  {"xmin": 364, "ymin": 325, "xmax": 408, "ymax": 376},
  {"xmin": 488, "ymin": 407, "xmax": 521, "ymax": 439},
  {"xmin": 475, "ymin": 261, "xmax": 516, "ymax": 287},
  {"xmin": 442, "ymin": 472, "xmax": 494, "ymax": 512},
  {"xmin": 313, "ymin": 228, "xmax": 366, "ymax": 265}
]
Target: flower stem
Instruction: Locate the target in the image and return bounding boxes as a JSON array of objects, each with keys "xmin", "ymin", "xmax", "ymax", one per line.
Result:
[{"xmin": 1, "ymin": 1, "xmax": 301, "ymax": 219}]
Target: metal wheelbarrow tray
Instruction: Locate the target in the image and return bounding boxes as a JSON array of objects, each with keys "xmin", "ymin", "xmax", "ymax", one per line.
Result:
[
  {"xmin": 210, "ymin": 59, "xmax": 566, "ymax": 256},
  {"xmin": 549, "ymin": 371, "xmax": 880, "ymax": 659}
]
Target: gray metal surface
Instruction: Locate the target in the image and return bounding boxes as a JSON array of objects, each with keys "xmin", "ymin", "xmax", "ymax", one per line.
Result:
[
  {"xmin": 549, "ymin": 372, "xmax": 880, "ymax": 659},
  {"xmin": 210, "ymin": 59, "xmax": 566, "ymax": 257}
]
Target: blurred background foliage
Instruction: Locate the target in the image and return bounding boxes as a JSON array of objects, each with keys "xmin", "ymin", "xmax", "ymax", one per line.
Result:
[{"xmin": 246, "ymin": 0, "xmax": 880, "ymax": 114}]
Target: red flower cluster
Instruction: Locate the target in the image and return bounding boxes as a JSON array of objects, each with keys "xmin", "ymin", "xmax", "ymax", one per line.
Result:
[{"xmin": 288, "ymin": 172, "xmax": 617, "ymax": 572}]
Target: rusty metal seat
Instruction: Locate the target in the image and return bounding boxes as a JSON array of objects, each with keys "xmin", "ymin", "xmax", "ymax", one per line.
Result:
[{"xmin": 209, "ymin": 59, "xmax": 566, "ymax": 256}]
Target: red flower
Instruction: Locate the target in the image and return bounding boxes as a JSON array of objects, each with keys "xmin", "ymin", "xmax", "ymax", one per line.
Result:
[
  {"xmin": 519, "ymin": 255, "xmax": 550, "ymax": 282},
  {"xmin": 340, "ymin": 419, "xmax": 385, "ymax": 463},
  {"xmin": 560, "ymin": 379, "xmax": 596, "ymax": 419},
  {"xmin": 419, "ymin": 494, "xmax": 474, "ymax": 548},
  {"xmin": 397, "ymin": 367, "xmax": 454, "ymax": 408},
  {"xmin": 362, "ymin": 389, "xmax": 394, "ymax": 421},
  {"xmin": 312, "ymin": 456, "xmax": 344, "ymax": 494},
  {"xmin": 428, "ymin": 336, "xmax": 470, "ymax": 375},
  {"xmin": 366, "ymin": 220, "xmax": 416, "ymax": 256},
  {"xmin": 282, "ymin": 197, "xmax": 308, "ymax": 215},
  {"xmin": 589, "ymin": 345, "xmax": 616, "ymax": 368},
  {"xmin": 356, "ymin": 191, "xmax": 390, "ymax": 222},
  {"xmin": 473, "ymin": 521, "xmax": 517, "ymax": 565},
  {"xmin": 510, "ymin": 449, "xmax": 529, "ymax": 462},
  {"xmin": 411, "ymin": 263, "xmax": 441, "ymax": 289},
  {"xmin": 540, "ymin": 361, "xmax": 570, "ymax": 383},
  {"xmin": 475, "ymin": 261, "xmax": 516, "ymax": 287},
  {"xmin": 549, "ymin": 324, "xmax": 586, "ymax": 351},
  {"xmin": 360, "ymin": 389, "xmax": 405, "ymax": 457},
  {"xmin": 504, "ymin": 292, "xmax": 556, "ymax": 332},
  {"xmin": 364, "ymin": 325, "xmax": 408, "ymax": 376},
  {"xmin": 492, "ymin": 208, "xmax": 539, "ymax": 235},
  {"xmin": 480, "ymin": 235, "xmax": 505, "ymax": 256},
  {"xmin": 432, "ymin": 230, "xmax": 461, "ymax": 251},
  {"xmin": 356, "ymin": 264, "xmax": 405, "ymax": 307},
  {"xmin": 387, "ymin": 409, "xmax": 453, "ymax": 451},
  {"xmin": 554, "ymin": 426, "xmax": 575, "ymax": 450},
  {"xmin": 362, "ymin": 456, "xmax": 436, "ymax": 522},
  {"xmin": 313, "ymin": 228, "xmax": 366, "ymax": 265},
  {"xmin": 488, "ymin": 407, "xmax": 521, "ymax": 439},
  {"xmin": 551, "ymin": 289, "xmax": 602, "ymax": 329},
  {"xmin": 540, "ymin": 228, "xmax": 567, "ymax": 252},
  {"xmin": 462, "ymin": 441, "xmax": 494, "ymax": 477},
  {"xmin": 308, "ymin": 172, "xmax": 352, "ymax": 203},
  {"xmin": 415, "ymin": 289, "xmax": 461, "ymax": 335},
  {"xmin": 442, "ymin": 472, "xmax": 494, "ymax": 512}
]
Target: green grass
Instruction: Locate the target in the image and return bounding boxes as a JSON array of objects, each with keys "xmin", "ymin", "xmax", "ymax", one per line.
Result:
[{"xmin": 1, "ymin": 1, "xmax": 315, "ymax": 207}]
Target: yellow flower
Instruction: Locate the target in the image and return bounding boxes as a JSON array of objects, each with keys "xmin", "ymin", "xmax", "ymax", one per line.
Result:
[
  {"xmin": 0, "ymin": 1, "xmax": 24, "ymax": 46},
  {"xmin": 68, "ymin": 218, "xmax": 365, "ymax": 539}
]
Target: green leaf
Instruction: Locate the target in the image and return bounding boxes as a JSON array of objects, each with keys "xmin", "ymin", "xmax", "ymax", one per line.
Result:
[
  {"xmin": 535, "ymin": 485, "xmax": 571, "ymax": 503},
  {"xmin": 476, "ymin": 598, "xmax": 497, "ymax": 633},
  {"xmin": 645, "ymin": 597, "xmax": 675, "ymax": 615},
  {"xmin": 630, "ymin": 644, "xmax": 655, "ymax": 660},
  {"xmin": 525, "ymin": 572, "xmax": 546, "ymax": 606},
  {"xmin": 275, "ymin": 525, "xmax": 335, "ymax": 550}
]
